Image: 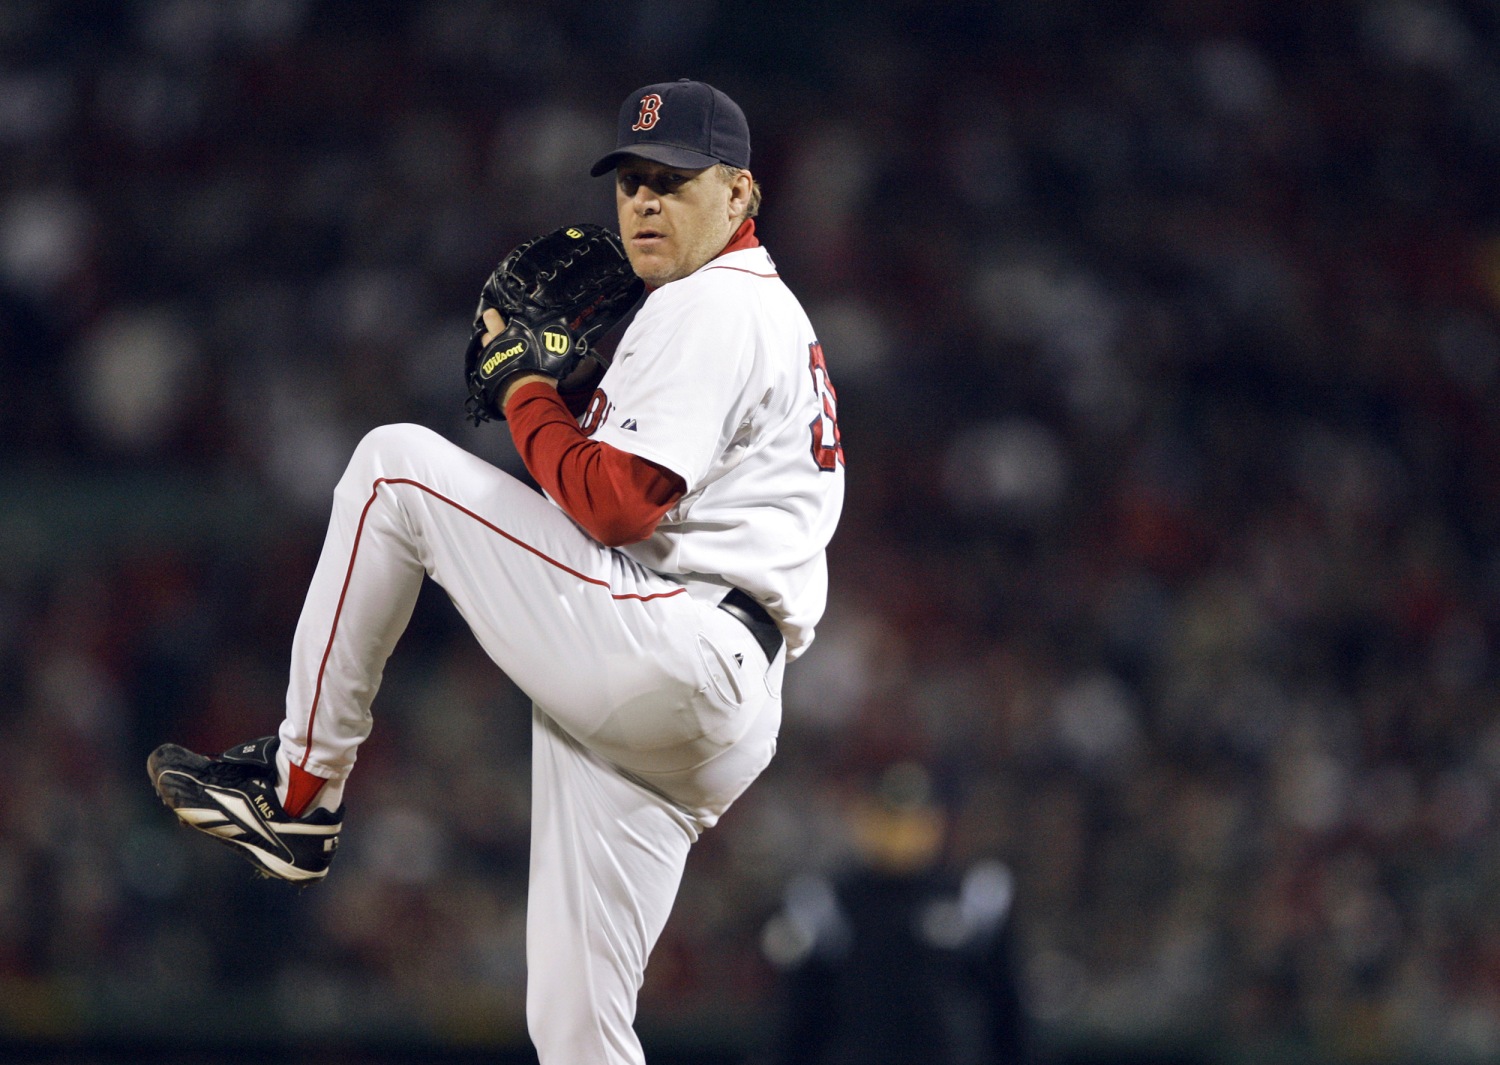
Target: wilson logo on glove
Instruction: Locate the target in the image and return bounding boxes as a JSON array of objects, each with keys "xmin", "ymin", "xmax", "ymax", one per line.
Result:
[
  {"xmin": 482, "ymin": 340, "xmax": 527, "ymax": 377},
  {"xmin": 543, "ymin": 328, "xmax": 571, "ymax": 355}
]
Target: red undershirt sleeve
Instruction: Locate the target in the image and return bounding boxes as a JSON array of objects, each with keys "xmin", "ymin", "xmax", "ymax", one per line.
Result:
[{"xmin": 505, "ymin": 381, "xmax": 686, "ymax": 547}]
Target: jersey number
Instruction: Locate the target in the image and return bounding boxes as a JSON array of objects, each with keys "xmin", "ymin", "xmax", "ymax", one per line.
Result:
[
  {"xmin": 808, "ymin": 342, "xmax": 844, "ymax": 471},
  {"xmin": 579, "ymin": 389, "xmax": 611, "ymax": 436}
]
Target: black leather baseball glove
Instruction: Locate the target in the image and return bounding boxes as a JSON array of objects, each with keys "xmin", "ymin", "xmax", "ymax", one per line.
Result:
[{"xmin": 464, "ymin": 224, "xmax": 643, "ymax": 424}]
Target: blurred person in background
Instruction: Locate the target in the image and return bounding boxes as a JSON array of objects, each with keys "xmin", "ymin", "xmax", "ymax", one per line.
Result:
[{"xmin": 760, "ymin": 762, "xmax": 1032, "ymax": 1065}]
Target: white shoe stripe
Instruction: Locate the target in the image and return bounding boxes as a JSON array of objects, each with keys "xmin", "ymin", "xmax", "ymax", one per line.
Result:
[
  {"xmin": 205, "ymin": 789, "xmax": 285, "ymax": 851},
  {"xmin": 166, "ymin": 787, "xmax": 339, "ymax": 835},
  {"xmin": 274, "ymin": 823, "xmax": 342, "ymax": 836},
  {"xmin": 238, "ymin": 849, "xmax": 328, "ymax": 881}
]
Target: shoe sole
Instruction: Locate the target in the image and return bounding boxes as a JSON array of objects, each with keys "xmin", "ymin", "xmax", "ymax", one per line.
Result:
[{"xmin": 148, "ymin": 745, "xmax": 333, "ymax": 883}]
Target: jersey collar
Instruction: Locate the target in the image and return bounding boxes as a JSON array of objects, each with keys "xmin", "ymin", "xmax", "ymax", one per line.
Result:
[{"xmin": 717, "ymin": 218, "xmax": 760, "ymax": 256}]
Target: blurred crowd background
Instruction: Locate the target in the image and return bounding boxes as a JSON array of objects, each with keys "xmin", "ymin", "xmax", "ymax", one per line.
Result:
[{"xmin": 3, "ymin": 0, "xmax": 1500, "ymax": 1062}]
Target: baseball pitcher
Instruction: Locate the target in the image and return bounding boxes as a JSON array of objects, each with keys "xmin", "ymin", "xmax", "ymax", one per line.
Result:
[{"xmin": 148, "ymin": 78, "xmax": 845, "ymax": 1065}]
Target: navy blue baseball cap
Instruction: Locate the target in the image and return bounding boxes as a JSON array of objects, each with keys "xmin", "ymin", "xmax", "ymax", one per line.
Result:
[{"xmin": 590, "ymin": 79, "xmax": 751, "ymax": 176}]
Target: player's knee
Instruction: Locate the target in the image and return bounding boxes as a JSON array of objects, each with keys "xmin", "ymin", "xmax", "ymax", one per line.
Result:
[
  {"xmin": 341, "ymin": 423, "xmax": 441, "ymax": 483},
  {"xmin": 357, "ymin": 422, "xmax": 439, "ymax": 460}
]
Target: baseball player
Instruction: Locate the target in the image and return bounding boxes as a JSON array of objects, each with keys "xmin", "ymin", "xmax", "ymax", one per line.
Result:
[{"xmin": 148, "ymin": 78, "xmax": 845, "ymax": 1065}]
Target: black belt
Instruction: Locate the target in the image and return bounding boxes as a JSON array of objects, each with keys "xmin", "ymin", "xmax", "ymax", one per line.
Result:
[{"xmin": 718, "ymin": 588, "xmax": 783, "ymax": 663}]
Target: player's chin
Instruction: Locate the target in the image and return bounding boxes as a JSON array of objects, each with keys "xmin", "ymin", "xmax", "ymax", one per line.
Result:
[{"xmin": 626, "ymin": 252, "xmax": 678, "ymax": 288}]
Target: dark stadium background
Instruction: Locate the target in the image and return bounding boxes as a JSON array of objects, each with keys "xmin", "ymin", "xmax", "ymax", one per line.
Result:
[{"xmin": 3, "ymin": 1, "xmax": 1500, "ymax": 1063}]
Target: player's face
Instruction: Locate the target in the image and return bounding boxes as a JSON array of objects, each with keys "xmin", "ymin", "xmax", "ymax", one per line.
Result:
[{"xmin": 615, "ymin": 159, "xmax": 746, "ymax": 286}]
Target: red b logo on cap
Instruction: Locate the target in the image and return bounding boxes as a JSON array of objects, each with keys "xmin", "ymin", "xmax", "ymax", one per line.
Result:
[{"xmin": 631, "ymin": 94, "xmax": 662, "ymax": 131}]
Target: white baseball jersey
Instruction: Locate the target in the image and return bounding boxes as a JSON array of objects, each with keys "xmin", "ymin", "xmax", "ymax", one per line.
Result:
[{"xmin": 584, "ymin": 244, "xmax": 845, "ymax": 661}]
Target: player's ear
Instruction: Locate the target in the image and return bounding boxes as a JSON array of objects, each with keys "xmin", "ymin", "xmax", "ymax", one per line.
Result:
[{"xmin": 726, "ymin": 168, "xmax": 754, "ymax": 220}]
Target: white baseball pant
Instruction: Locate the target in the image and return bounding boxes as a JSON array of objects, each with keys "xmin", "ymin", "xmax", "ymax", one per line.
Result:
[{"xmin": 275, "ymin": 422, "xmax": 784, "ymax": 1065}]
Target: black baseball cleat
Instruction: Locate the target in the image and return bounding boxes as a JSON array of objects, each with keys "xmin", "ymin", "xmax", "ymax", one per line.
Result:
[{"xmin": 147, "ymin": 735, "xmax": 342, "ymax": 883}]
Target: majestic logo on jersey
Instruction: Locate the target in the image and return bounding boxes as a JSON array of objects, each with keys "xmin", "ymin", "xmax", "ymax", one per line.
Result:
[
  {"xmin": 481, "ymin": 340, "xmax": 526, "ymax": 377},
  {"xmin": 631, "ymin": 94, "xmax": 663, "ymax": 131},
  {"xmin": 807, "ymin": 341, "xmax": 844, "ymax": 471},
  {"xmin": 542, "ymin": 327, "xmax": 571, "ymax": 355}
]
